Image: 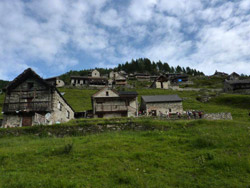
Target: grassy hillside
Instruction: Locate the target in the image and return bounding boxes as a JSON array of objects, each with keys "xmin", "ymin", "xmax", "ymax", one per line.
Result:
[
  {"xmin": 0, "ymin": 120, "xmax": 250, "ymax": 187},
  {"xmin": 58, "ymin": 88, "xmax": 250, "ymax": 122},
  {"xmin": 181, "ymin": 76, "xmax": 226, "ymax": 89},
  {"xmin": 59, "ymin": 88, "xmax": 97, "ymax": 112}
]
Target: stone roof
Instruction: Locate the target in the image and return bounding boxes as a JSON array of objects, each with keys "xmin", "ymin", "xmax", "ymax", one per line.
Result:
[
  {"xmin": 142, "ymin": 95, "xmax": 182, "ymax": 103},
  {"xmin": 119, "ymin": 91, "xmax": 138, "ymax": 96}
]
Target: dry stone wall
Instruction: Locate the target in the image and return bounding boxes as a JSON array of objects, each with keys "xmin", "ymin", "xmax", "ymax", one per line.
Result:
[{"xmin": 203, "ymin": 113, "xmax": 233, "ymax": 120}]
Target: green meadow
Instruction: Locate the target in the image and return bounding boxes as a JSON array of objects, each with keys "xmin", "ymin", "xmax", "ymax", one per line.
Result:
[
  {"xmin": 0, "ymin": 87, "xmax": 250, "ymax": 187},
  {"xmin": 0, "ymin": 120, "xmax": 250, "ymax": 187}
]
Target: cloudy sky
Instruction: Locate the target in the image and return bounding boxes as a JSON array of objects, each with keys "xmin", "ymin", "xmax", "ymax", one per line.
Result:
[{"xmin": 0, "ymin": 0, "xmax": 250, "ymax": 80}]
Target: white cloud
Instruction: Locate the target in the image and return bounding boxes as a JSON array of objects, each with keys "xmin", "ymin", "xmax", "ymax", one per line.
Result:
[{"xmin": 0, "ymin": 0, "xmax": 250, "ymax": 80}]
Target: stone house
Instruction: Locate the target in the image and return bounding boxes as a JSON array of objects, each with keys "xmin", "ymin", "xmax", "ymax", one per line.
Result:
[
  {"xmin": 213, "ymin": 70, "xmax": 228, "ymax": 77},
  {"xmin": 2, "ymin": 68, "xmax": 74, "ymax": 128},
  {"xmin": 119, "ymin": 70, "xmax": 128, "ymax": 78},
  {"xmin": 224, "ymin": 79, "xmax": 250, "ymax": 93},
  {"xmin": 109, "ymin": 71, "xmax": 127, "ymax": 86},
  {"xmin": 45, "ymin": 76, "xmax": 65, "ymax": 87},
  {"xmin": 140, "ymin": 95, "xmax": 183, "ymax": 116},
  {"xmin": 92, "ymin": 87, "xmax": 138, "ymax": 118},
  {"xmin": 150, "ymin": 75, "xmax": 170, "ymax": 89},
  {"xmin": 89, "ymin": 69, "xmax": 100, "ymax": 78},
  {"xmin": 227, "ymin": 72, "xmax": 240, "ymax": 80}
]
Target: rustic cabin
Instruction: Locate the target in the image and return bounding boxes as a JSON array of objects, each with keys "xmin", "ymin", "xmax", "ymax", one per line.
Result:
[
  {"xmin": 227, "ymin": 72, "xmax": 240, "ymax": 80},
  {"xmin": 135, "ymin": 73, "xmax": 150, "ymax": 81},
  {"xmin": 119, "ymin": 70, "xmax": 128, "ymax": 78},
  {"xmin": 224, "ymin": 79, "xmax": 250, "ymax": 93},
  {"xmin": 91, "ymin": 87, "xmax": 138, "ymax": 118},
  {"xmin": 45, "ymin": 76, "xmax": 65, "ymax": 87},
  {"xmin": 88, "ymin": 69, "xmax": 100, "ymax": 78},
  {"xmin": 150, "ymin": 75, "xmax": 170, "ymax": 89},
  {"xmin": 165, "ymin": 73, "xmax": 189, "ymax": 83},
  {"xmin": 213, "ymin": 70, "xmax": 228, "ymax": 77},
  {"xmin": 2, "ymin": 68, "xmax": 74, "ymax": 128},
  {"xmin": 70, "ymin": 76, "xmax": 108, "ymax": 87},
  {"xmin": 140, "ymin": 95, "xmax": 183, "ymax": 116},
  {"xmin": 109, "ymin": 71, "xmax": 127, "ymax": 86}
]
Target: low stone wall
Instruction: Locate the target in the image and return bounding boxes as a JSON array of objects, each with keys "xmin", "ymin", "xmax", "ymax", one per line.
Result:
[
  {"xmin": 203, "ymin": 113, "xmax": 233, "ymax": 120},
  {"xmin": 0, "ymin": 122, "xmax": 171, "ymax": 137}
]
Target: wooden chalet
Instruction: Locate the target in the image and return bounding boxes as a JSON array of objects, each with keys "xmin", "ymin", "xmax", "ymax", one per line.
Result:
[{"xmin": 2, "ymin": 68, "xmax": 74, "ymax": 127}]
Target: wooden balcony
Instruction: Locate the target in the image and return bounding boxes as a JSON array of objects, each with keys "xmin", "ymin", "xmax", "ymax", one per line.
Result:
[
  {"xmin": 95, "ymin": 105, "xmax": 128, "ymax": 112},
  {"xmin": 3, "ymin": 101, "xmax": 51, "ymax": 112}
]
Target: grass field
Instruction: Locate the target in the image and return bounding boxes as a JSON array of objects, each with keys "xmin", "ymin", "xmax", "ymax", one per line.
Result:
[
  {"xmin": 1, "ymin": 87, "xmax": 250, "ymax": 187},
  {"xmin": 180, "ymin": 76, "xmax": 226, "ymax": 89},
  {"xmin": 0, "ymin": 120, "xmax": 250, "ymax": 187}
]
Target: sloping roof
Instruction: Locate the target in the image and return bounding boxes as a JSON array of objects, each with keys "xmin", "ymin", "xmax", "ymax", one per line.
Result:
[
  {"xmin": 92, "ymin": 87, "xmax": 119, "ymax": 98},
  {"xmin": 230, "ymin": 72, "xmax": 240, "ymax": 77},
  {"xmin": 5, "ymin": 68, "xmax": 52, "ymax": 92},
  {"xmin": 4, "ymin": 68, "xmax": 75, "ymax": 112},
  {"xmin": 142, "ymin": 95, "xmax": 182, "ymax": 103},
  {"xmin": 119, "ymin": 91, "xmax": 138, "ymax": 96}
]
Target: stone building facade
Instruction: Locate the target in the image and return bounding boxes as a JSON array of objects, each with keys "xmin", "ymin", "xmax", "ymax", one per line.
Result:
[
  {"xmin": 109, "ymin": 71, "xmax": 127, "ymax": 86},
  {"xmin": 92, "ymin": 87, "xmax": 138, "ymax": 118},
  {"xmin": 150, "ymin": 75, "xmax": 170, "ymax": 89},
  {"xmin": 89, "ymin": 69, "xmax": 100, "ymax": 78},
  {"xmin": 140, "ymin": 95, "xmax": 183, "ymax": 116},
  {"xmin": 2, "ymin": 68, "xmax": 74, "ymax": 128}
]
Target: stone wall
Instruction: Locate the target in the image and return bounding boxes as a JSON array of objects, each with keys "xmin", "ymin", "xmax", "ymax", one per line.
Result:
[
  {"xmin": 50, "ymin": 91, "xmax": 74, "ymax": 124},
  {"xmin": 146, "ymin": 102, "xmax": 183, "ymax": 116},
  {"xmin": 203, "ymin": 113, "xmax": 232, "ymax": 120},
  {"xmin": 0, "ymin": 121, "xmax": 171, "ymax": 137},
  {"xmin": 2, "ymin": 114, "xmax": 22, "ymax": 128},
  {"xmin": 155, "ymin": 81, "xmax": 169, "ymax": 89}
]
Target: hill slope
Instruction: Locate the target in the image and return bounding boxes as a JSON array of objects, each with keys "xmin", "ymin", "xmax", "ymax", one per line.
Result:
[{"xmin": 0, "ymin": 120, "xmax": 250, "ymax": 187}]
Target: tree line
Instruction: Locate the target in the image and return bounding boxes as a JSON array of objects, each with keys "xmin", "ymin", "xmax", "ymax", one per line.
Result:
[
  {"xmin": 60, "ymin": 58, "xmax": 204, "ymax": 84},
  {"xmin": 115, "ymin": 58, "xmax": 204, "ymax": 76}
]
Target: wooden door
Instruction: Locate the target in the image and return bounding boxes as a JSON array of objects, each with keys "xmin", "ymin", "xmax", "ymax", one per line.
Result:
[{"xmin": 22, "ymin": 116, "xmax": 32, "ymax": 126}]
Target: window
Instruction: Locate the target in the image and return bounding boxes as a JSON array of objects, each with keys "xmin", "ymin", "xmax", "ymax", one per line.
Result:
[
  {"xmin": 58, "ymin": 102, "xmax": 62, "ymax": 111},
  {"xmin": 169, "ymin": 109, "xmax": 172, "ymax": 112},
  {"xmin": 66, "ymin": 110, "xmax": 70, "ymax": 119},
  {"xmin": 27, "ymin": 82, "xmax": 34, "ymax": 90},
  {"xmin": 106, "ymin": 91, "xmax": 109, "ymax": 96}
]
